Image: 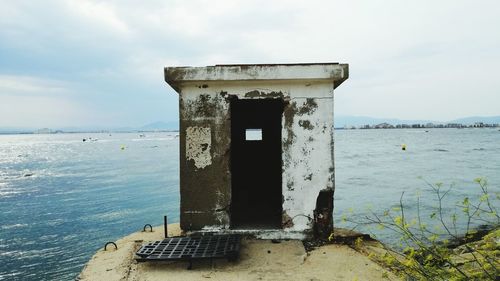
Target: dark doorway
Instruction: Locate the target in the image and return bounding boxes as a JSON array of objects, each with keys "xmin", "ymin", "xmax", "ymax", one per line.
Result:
[{"xmin": 230, "ymin": 98, "xmax": 283, "ymax": 229}]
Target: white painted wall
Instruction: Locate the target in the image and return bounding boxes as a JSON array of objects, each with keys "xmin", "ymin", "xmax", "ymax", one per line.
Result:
[{"xmin": 180, "ymin": 80, "xmax": 334, "ymax": 234}]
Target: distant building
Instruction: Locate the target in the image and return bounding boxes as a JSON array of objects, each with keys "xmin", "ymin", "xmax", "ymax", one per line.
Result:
[
  {"xmin": 446, "ymin": 123, "xmax": 462, "ymax": 128},
  {"xmin": 374, "ymin": 123, "xmax": 394, "ymax": 129}
]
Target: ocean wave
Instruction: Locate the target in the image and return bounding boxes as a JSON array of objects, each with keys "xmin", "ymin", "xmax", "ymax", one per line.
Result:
[
  {"xmin": 1, "ymin": 224, "xmax": 28, "ymax": 230},
  {"xmin": 0, "ymin": 187, "xmax": 28, "ymax": 198},
  {"xmin": 0, "ymin": 247, "xmax": 61, "ymax": 258},
  {"xmin": 86, "ymin": 209, "xmax": 138, "ymax": 221},
  {"xmin": 0, "ymin": 271, "xmax": 23, "ymax": 279}
]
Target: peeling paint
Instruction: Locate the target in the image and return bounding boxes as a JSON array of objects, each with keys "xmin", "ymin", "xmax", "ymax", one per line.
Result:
[
  {"xmin": 244, "ymin": 90, "xmax": 284, "ymax": 98},
  {"xmin": 301, "ymin": 146, "xmax": 311, "ymax": 156},
  {"xmin": 178, "ymin": 90, "xmax": 231, "ymax": 230},
  {"xmin": 282, "ymin": 101, "xmax": 298, "ymax": 151},
  {"xmin": 181, "ymin": 94, "xmax": 228, "ymax": 119},
  {"xmin": 282, "ymin": 211, "xmax": 294, "ymax": 228},
  {"xmin": 298, "ymin": 98, "xmax": 318, "ymax": 115},
  {"xmin": 186, "ymin": 126, "xmax": 212, "ymax": 169},
  {"xmin": 281, "ymin": 95, "xmax": 335, "ymax": 236},
  {"xmin": 314, "ymin": 189, "xmax": 334, "ymax": 239},
  {"xmin": 219, "ymin": 91, "xmax": 228, "ymax": 99},
  {"xmin": 298, "ymin": 120, "xmax": 314, "ymax": 130}
]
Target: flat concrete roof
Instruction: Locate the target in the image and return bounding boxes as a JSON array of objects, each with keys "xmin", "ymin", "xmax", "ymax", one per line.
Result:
[{"xmin": 165, "ymin": 63, "xmax": 349, "ymax": 92}]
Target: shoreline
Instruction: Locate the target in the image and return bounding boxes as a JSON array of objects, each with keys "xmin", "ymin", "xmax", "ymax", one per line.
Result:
[{"xmin": 1, "ymin": 126, "xmax": 499, "ymax": 136}]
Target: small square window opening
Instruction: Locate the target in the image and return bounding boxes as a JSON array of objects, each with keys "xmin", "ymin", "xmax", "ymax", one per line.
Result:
[{"xmin": 245, "ymin": 129, "xmax": 262, "ymax": 141}]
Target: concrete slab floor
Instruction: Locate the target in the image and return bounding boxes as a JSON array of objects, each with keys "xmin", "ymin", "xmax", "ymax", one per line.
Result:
[{"xmin": 78, "ymin": 224, "xmax": 400, "ymax": 281}]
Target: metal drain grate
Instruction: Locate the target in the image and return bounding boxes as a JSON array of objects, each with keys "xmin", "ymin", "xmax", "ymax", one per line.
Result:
[{"xmin": 136, "ymin": 234, "xmax": 241, "ymax": 265}]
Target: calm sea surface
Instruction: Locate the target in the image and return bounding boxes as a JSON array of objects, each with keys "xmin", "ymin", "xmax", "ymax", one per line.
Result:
[{"xmin": 0, "ymin": 129, "xmax": 499, "ymax": 280}]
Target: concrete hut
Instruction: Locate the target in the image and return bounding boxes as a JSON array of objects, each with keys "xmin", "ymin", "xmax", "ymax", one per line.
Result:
[{"xmin": 165, "ymin": 63, "xmax": 349, "ymax": 239}]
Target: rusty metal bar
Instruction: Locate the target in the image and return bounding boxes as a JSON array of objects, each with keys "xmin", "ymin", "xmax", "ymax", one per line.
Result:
[{"xmin": 164, "ymin": 215, "xmax": 168, "ymax": 238}]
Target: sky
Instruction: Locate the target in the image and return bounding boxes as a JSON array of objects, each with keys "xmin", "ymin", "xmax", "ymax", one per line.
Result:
[{"xmin": 0, "ymin": 0, "xmax": 499, "ymax": 128}]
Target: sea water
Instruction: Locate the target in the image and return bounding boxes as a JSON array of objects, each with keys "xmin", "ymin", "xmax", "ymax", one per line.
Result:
[
  {"xmin": 334, "ymin": 128, "xmax": 500, "ymax": 244},
  {"xmin": 0, "ymin": 129, "xmax": 499, "ymax": 280}
]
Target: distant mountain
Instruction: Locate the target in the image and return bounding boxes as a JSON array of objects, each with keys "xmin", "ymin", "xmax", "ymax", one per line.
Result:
[
  {"xmin": 0, "ymin": 122, "xmax": 179, "ymax": 134},
  {"xmin": 56, "ymin": 126, "xmax": 121, "ymax": 132},
  {"xmin": 56, "ymin": 121, "xmax": 179, "ymax": 132},
  {"xmin": 0, "ymin": 127, "xmax": 36, "ymax": 134},
  {"xmin": 449, "ymin": 116, "xmax": 500, "ymax": 125},
  {"xmin": 140, "ymin": 121, "xmax": 178, "ymax": 131}
]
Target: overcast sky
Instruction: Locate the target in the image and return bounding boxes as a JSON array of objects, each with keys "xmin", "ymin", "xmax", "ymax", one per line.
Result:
[{"xmin": 1, "ymin": 0, "xmax": 499, "ymax": 128}]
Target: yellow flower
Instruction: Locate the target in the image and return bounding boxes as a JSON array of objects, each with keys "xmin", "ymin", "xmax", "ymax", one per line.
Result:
[
  {"xmin": 394, "ymin": 216, "xmax": 403, "ymax": 226},
  {"xmin": 480, "ymin": 194, "xmax": 489, "ymax": 202}
]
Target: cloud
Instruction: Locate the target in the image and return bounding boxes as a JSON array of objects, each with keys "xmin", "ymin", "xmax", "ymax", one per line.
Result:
[
  {"xmin": 0, "ymin": 95, "xmax": 88, "ymax": 128},
  {"xmin": 0, "ymin": 0, "xmax": 499, "ymax": 127},
  {"xmin": 0, "ymin": 75, "xmax": 70, "ymax": 96},
  {"xmin": 66, "ymin": 1, "xmax": 130, "ymax": 36},
  {"xmin": 0, "ymin": 75, "xmax": 90, "ymax": 127}
]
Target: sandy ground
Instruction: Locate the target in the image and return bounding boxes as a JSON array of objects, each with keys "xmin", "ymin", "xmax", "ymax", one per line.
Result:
[{"xmin": 78, "ymin": 224, "xmax": 399, "ymax": 281}]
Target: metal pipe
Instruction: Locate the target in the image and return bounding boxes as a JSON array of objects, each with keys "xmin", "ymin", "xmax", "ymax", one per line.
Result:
[{"xmin": 164, "ymin": 215, "xmax": 168, "ymax": 238}]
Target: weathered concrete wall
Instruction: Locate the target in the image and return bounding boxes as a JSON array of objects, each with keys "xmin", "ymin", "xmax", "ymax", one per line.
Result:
[
  {"xmin": 167, "ymin": 64, "xmax": 348, "ymax": 238},
  {"xmin": 282, "ymin": 85, "xmax": 335, "ymax": 236},
  {"xmin": 178, "ymin": 80, "xmax": 334, "ymax": 236},
  {"xmin": 179, "ymin": 90, "xmax": 231, "ymax": 230}
]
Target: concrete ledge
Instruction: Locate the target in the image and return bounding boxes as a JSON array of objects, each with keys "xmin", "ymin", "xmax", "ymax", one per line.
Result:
[
  {"xmin": 78, "ymin": 224, "xmax": 181, "ymax": 281},
  {"xmin": 78, "ymin": 224, "xmax": 399, "ymax": 281},
  {"xmin": 165, "ymin": 63, "xmax": 349, "ymax": 92}
]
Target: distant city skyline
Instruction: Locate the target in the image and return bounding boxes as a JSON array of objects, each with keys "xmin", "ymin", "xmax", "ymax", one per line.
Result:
[
  {"xmin": 1, "ymin": 114, "xmax": 499, "ymax": 134},
  {"xmin": 1, "ymin": 1, "xmax": 500, "ymax": 128}
]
